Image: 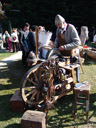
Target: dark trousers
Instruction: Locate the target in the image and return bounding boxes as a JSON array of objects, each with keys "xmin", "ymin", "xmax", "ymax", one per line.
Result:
[
  {"xmin": 12, "ymin": 42, "xmax": 17, "ymax": 52},
  {"xmin": 22, "ymin": 50, "xmax": 29, "ymax": 66},
  {"xmin": 75, "ymin": 67, "xmax": 79, "ymax": 83},
  {"xmin": 4, "ymin": 42, "xmax": 8, "ymax": 49}
]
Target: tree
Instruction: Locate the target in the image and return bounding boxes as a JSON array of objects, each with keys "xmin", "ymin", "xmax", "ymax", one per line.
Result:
[{"xmin": 1, "ymin": 0, "xmax": 96, "ymax": 32}]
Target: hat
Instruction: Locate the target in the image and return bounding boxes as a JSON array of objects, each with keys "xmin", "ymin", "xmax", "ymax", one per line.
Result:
[
  {"xmin": 55, "ymin": 14, "xmax": 65, "ymax": 26},
  {"xmin": 27, "ymin": 51, "xmax": 37, "ymax": 63}
]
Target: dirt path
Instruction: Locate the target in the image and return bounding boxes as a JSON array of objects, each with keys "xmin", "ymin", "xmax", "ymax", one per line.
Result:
[{"xmin": 0, "ymin": 51, "xmax": 22, "ymax": 69}]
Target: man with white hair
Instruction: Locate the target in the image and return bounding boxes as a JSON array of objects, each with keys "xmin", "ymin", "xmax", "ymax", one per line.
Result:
[
  {"xmin": 53, "ymin": 14, "xmax": 81, "ymax": 83},
  {"xmin": 54, "ymin": 14, "xmax": 81, "ymax": 54}
]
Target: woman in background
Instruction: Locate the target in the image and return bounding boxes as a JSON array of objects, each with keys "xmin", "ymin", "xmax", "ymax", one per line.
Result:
[
  {"xmin": 8, "ymin": 37, "xmax": 12, "ymax": 52},
  {"xmin": 3, "ymin": 30, "xmax": 10, "ymax": 49},
  {"xmin": 80, "ymin": 26, "xmax": 89, "ymax": 46},
  {"xmin": 11, "ymin": 28, "xmax": 18, "ymax": 52}
]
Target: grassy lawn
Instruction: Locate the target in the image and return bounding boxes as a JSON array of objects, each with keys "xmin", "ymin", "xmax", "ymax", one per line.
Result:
[
  {"xmin": 47, "ymin": 62, "xmax": 96, "ymax": 128},
  {"xmin": 0, "ymin": 54, "xmax": 28, "ymax": 128},
  {"xmin": 0, "ymin": 49, "xmax": 15, "ymax": 60},
  {"xmin": 0, "ymin": 52, "xmax": 96, "ymax": 128}
]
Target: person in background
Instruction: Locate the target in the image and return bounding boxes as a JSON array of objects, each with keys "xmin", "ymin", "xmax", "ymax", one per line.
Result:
[
  {"xmin": 19, "ymin": 23, "xmax": 30, "ymax": 66},
  {"xmin": 80, "ymin": 26, "xmax": 89, "ymax": 46},
  {"xmin": 0, "ymin": 33, "xmax": 3, "ymax": 49},
  {"xmin": 3, "ymin": 30, "xmax": 10, "ymax": 50},
  {"xmin": 53, "ymin": 14, "xmax": 81, "ymax": 83},
  {"xmin": 16, "ymin": 28, "xmax": 20, "ymax": 51},
  {"xmin": 31, "ymin": 25, "xmax": 37, "ymax": 44},
  {"xmin": 8, "ymin": 37, "xmax": 12, "ymax": 52},
  {"xmin": 89, "ymin": 26, "xmax": 96, "ymax": 42},
  {"xmin": 39, "ymin": 26, "xmax": 45, "ymax": 31},
  {"xmin": 11, "ymin": 28, "xmax": 18, "ymax": 52},
  {"xmin": 28, "ymin": 25, "xmax": 36, "ymax": 53},
  {"xmin": 93, "ymin": 30, "xmax": 96, "ymax": 42},
  {"xmin": 26, "ymin": 25, "xmax": 37, "ymax": 65}
]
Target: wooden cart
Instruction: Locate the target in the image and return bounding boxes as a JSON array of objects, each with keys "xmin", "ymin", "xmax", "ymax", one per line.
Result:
[{"xmin": 20, "ymin": 27, "xmax": 79, "ymax": 112}]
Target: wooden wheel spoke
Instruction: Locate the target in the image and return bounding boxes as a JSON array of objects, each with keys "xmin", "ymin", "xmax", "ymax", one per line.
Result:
[
  {"xmin": 26, "ymin": 89, "xmax": 36, "ymax": 97},
  {"xmin": 38, "ymin": 67, "xmax": 43, "ymax": 81},
  {"xmin": 26, "ymin": 91, "xmax": 33, "ymax": 97},
  {"xmin": 21, "ymin": 62, "xmax": 49, "ymax": 106},
  {"xmin": 24, "ymin": 86, "xmax": 35, "ymax": 90},
  {"xmin": 27, "ymin": 78, "xmax": 38, "ymax": 86},
  {"xmin": 34, "ymin": 72, "xmax": 39, "ymax": 83},
  {"xmin": 36, "ymin": 91, "xmax": 40, "ymax": 100},
  {"xmin": 30, "ymin": 90, "xmax": 37, "ymax": 101},
  {"xmin": 38, "ymin": 70, "xmax": 42, "ymax": 81}
]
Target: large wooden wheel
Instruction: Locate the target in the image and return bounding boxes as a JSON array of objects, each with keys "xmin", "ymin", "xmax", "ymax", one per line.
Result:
[
  {"xmin": 20, "ymin": 61, "xmax": 50, "ymax": 106},
  {"xmin": 20, "ymin": 56, "xmax": 75, "ymax": 110}
]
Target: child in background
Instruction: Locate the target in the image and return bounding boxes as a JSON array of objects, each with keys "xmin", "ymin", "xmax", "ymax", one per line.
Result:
[{"xmin": 8, "ymin": 37, "xmax": 12, "ymax": 52}]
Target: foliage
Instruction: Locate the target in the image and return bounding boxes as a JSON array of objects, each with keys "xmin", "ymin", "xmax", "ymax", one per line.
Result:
[{"xmin": 1, "ymin": 0, "xmax": 96, "ymax": 32}]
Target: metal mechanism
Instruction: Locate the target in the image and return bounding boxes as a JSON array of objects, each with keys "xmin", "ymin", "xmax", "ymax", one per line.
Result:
[
  {"xmin": 20, "ymin": 55, "xmax": 75, "ymax": 111},
  {"xmin": 20, "ymin": 26, "xmax": 78, "ymax": 111}
]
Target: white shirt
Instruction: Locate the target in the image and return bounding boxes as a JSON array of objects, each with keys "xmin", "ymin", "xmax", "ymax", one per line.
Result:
[
  {"xmin": 93, "ymin": 34, "xmax": 96, "ymax": 42},
  {"xmin": 3, "ymin": 33, "xmax": 10, "ymax": 41},
  {"xmin": 11, "ymin": 32, "xmax": 18, "ymax": 42}
]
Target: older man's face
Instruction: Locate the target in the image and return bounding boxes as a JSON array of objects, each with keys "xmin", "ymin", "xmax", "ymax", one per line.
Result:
[{"xmin": 57, "ymin": 22, "xmax": 65, "ymax": 29}]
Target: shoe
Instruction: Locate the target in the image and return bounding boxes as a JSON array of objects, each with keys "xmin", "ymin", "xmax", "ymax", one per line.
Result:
[{"xmin": 77, "ymin": 81, "xmax": 79, "ymax": 83}]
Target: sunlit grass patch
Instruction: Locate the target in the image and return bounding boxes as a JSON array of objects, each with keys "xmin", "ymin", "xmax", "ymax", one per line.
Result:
[{"xmin": 0, "ymin": 52, "xmax": 96, "ymax": 128}]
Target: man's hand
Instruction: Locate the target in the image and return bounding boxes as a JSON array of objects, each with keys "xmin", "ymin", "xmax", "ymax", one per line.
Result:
[
  {"xmin": 59, "ymin": 45, "xmax": 64, "ymax": 51},
  {"xmin": 51, "ymin": 44, "xmax": 56, "ymax": 48}
]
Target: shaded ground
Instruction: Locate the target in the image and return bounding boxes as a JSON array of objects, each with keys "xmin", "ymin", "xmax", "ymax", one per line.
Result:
[
  {"xmin": 0, "ymin": 51, "xmax": 22, "ymax": 65},
  {"xmin": 0, "ymin": 50, "xmax": 96, "ymax": 128}
]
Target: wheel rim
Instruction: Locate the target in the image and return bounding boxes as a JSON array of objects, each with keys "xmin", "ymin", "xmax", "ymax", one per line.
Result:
[{"xmin": 21, "ymin": 64, "xmax": 50, "ymax": 105}]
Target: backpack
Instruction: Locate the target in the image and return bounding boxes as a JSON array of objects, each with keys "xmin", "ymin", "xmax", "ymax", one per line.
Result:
[{"xmin": 23, "ymin": 36, "xmax": 31, "ymax": 52}]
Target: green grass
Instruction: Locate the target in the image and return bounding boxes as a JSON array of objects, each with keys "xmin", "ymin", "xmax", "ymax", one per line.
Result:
[
  {"xmin": 0, "ymin": 49, "xmax": 15, "ymax": 60},
  {"xmin": 0, "ymin": 52, "xmax": 96, "ymax": 128},
  {"xmin": 0, "ymin": 57, "xmax": 28, "ymax": 128},
  {"xmin": 47, "ymin": 63, "xmax": 96, "ymax": 128}
]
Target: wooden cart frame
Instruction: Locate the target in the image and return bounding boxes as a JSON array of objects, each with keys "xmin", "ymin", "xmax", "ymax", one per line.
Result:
[{"xmin": 20, "ymin": 27, "xmax": 79, "ymax": 112}]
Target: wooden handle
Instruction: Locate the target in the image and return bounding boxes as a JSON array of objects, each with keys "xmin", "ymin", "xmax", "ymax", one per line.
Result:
[
  {"xmin": 79, "ymin": 55, "xmax": 84, "ymax": 73},
  {"xmin": 35, "ymin": 26, "xmax": 39, "ymax": 58}
]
